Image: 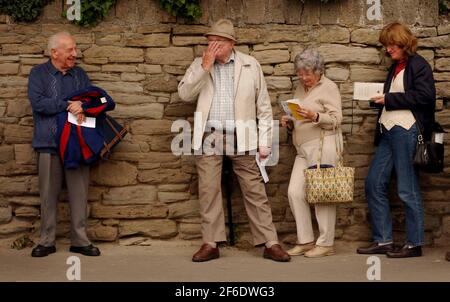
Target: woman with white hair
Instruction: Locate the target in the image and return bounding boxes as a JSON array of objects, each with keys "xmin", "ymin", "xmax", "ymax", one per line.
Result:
[{"xmin": 280, "ymin": 49, "xmax": 343, "ymax": 258}]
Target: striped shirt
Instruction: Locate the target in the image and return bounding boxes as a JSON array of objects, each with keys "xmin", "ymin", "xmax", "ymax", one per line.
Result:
[{"xmin": 207, "ymin": 51, "xmax": 235, "ymax": 133}]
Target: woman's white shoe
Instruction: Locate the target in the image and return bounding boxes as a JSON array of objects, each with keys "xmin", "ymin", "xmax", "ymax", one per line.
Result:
[
  {"xmin": 304, "ymin": 245, "xmax": 336, "ymax": 258},
  {"xmin": 287, "ymin": 243, "xmax": 315, "ymax": 256}
]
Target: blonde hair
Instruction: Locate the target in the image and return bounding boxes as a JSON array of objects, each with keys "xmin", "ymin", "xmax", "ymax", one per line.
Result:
[{"xmin": 379, "ymin": 22, "xmax": 418, "ymax": 56}]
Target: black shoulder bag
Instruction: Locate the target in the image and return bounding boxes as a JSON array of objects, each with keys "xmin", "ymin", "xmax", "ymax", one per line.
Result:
[{"xmin": 413, "ymin": 119, "xmax": 446, "ymax": 173}]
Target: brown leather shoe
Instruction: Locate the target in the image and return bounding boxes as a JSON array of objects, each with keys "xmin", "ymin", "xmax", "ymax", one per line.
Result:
[
  {"xmin": 263, "ymin": 244, "xmax": 291, "ymax": 262},
  {"xmin": 192, "ymin": 244, "xmax": 219, "ymax": 262}
]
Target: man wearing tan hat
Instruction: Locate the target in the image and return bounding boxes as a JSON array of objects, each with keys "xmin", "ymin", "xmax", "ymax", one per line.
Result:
[{"xmin": 178, "ymin": 19, "xmax": 290, "ymax": 262}]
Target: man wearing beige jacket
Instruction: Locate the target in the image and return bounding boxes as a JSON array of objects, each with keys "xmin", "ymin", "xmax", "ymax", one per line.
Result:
[{"xmin": 178, "ymin": 19, "xmax": 290, "ymax": 262}]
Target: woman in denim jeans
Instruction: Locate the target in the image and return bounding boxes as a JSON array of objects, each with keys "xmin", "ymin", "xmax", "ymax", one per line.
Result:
[{"xmin": 357, "ymin": 22, "xmax": 436, "ymax": 258}]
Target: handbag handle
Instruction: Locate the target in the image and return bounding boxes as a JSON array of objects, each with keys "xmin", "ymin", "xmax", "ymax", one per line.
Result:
[{"xmin": 315, "ymin": 126, "xmax": 344, "ymax": 170}]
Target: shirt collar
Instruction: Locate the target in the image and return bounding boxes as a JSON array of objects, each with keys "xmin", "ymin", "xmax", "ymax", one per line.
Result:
[
  {"xmin": 47, "ymin": 59, "xmax": 75, "ymax": 76},
  {"xmin": 227, "ymin": 51, "xmax": 235, "ymax": 63},
  {"xmin": 216, "ymin": 51, "xmax": 235, "ymax": 66}
]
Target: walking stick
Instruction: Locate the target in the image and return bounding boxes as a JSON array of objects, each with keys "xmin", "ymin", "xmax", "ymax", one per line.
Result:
[{"xmin": 222, "ymin": 155, "xmax": 235, "ymax": 246}]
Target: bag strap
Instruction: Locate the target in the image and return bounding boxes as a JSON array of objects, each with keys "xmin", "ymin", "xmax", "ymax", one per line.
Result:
[
  {"xmin": 105, "ymin": 116, "xmax": 124, "ymax": 139},
  {"xmin": 335, "ymin": 127, "xmax": 344, "ymax": 167},
  {"xmin": 316, "ymin": 125, "xmax": 344, "ymax": 170},
  {"xmin": 315, "ymin": 130, "xmax": 325, "ymax": 170}
]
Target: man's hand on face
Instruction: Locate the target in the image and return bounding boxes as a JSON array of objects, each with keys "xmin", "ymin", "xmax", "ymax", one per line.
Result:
[
  {"xmin": 201, "ymin": 41, "xmax": 221, "ymax": 71},
  {"xmin": 67, "ymin": 101, "xmax": 83, "ymax": 115}
]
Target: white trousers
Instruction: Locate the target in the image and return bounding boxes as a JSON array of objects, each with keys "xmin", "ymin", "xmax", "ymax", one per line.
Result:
[{"xmin": 288, "ymin": 135, "xmax": 338, "ymax": 247}]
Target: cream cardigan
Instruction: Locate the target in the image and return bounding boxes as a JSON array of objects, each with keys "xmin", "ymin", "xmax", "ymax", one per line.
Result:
[{"xmin": 291, "ymin": 75, "xmax": 343, "ymax": 149}]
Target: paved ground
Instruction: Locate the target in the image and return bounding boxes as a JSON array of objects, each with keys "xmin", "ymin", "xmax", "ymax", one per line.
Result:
[{"xmin": 0, "ymin": 240, "xmax": 449, "ymax": 282}]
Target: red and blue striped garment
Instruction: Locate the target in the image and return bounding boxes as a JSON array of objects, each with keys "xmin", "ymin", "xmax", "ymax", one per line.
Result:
[{"xmin": 57, "ymin": 86, "xmax": 115, "ymax": 169}]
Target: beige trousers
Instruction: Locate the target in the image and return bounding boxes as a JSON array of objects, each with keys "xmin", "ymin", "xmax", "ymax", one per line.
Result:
[
  {"xmin": 38, "ymin": 153, "xmax": 91, "ymax": 247},
  {"xmin": 195, "ymin": 133, "xmax": 278, "ymax": 246},
  {"xmin": 288, "ymin": 135, "xmax": 339, "ymax": 247}
]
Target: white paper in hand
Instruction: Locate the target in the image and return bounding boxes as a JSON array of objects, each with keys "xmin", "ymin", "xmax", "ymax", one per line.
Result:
[
  {"xmin": 68, "ymin": 112, "xmax": 96, "ymax": 128},
  {"xmin": 353, "ymin": 82, "xmax": 384, "ymax": 100},
  {"xmin": 255, "ymin": 152, "xmax": 270, "ymax": 183}
]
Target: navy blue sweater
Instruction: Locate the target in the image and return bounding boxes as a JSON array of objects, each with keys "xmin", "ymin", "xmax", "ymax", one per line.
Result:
[
  {"xmin": 28, "ymin": 60, "xmax": 91, "ymax": 152},
  {"xmin": 374, "ymin": 54, "xmax": 436, "ymax": 145}
]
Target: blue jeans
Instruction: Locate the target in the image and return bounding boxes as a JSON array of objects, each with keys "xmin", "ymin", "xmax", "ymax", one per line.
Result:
[{"xmin": 365, "ymin": 124, "xmax": 424, "ymax": 246}]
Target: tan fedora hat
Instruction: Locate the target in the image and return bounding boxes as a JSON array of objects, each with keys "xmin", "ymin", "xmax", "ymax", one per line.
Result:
[{"xmin": 205, "ymin": 19, "xmax": 236, "ymax": 42}]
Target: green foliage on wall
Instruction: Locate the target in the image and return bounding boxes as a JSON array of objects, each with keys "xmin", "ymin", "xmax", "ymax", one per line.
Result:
[
  {"xmin": 68, "ymin": 0, "xmax": 117, "ymax": 27},
  {"xmin": 440, "ymin": 0, "xmax": 450, "ymax": 16},
  {"xmin": 0, "ymin": 0, "xmax": 341, "ymax": 25},
  {"xmin": 159, "ymin": 0, "xmax": 202, "ymax": 21},
  {"xmin": 0, "ymin": 0, "xmax": 53, "ymax": 22}
]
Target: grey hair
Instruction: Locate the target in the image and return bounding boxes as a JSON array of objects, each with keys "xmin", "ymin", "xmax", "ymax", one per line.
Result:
[
  {"xmin": 294, "ymin": 49, "xmax": 325, "ymax": 75},
  {"xmin": 48, "ymin": 31, "xmax": 73, "ymax": 53}
]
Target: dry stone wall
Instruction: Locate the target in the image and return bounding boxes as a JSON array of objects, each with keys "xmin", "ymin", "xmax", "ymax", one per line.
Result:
[{"xmin": 0, "ymin": 0, "xmax": 449, "ymax": 247}]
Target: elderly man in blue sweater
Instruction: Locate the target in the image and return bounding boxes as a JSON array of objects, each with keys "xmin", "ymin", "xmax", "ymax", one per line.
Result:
[{"xmin": 28, "ymin": 32, "xmax": 100, "ymax": 257}]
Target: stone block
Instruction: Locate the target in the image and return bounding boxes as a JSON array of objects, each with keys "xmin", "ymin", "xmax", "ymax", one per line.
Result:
[
  {"xmin": 325, "ymin": 67, "xmax": 349, "ymax": 81},
  {"xmin": 92, "ymin": 81, "xmax": 143, "ymax": 94},
  {"xmin": 6, "ymin": 99, "xmax": 32, "ymax": 117},
  {"xmin": 131, "ymin": 120, "xmax": 174, "ymax": 135},
  {"xmin": 4, "ymin": 125, "xmax": 33, "ymax": 144},
  {"xmin": 145, "ymin": 47, "xmax": 193, "ymax": 66},
  {"xmin": 103, "ymin": 185, "xmax": 158, "ymax": 205},
  {"xmin": 350, "ymin": 65, "xmax": 388, "ymax": 82},
  {"xmin": 144, "ymin": 74, "xmax": 179, "ymax": 92},
  {"xmin": 102, "ymin": 64, "xmax": 137, "ymax": 73},
  {"xmin": 83, "ymin": 46, "xmax": 144, "ymax": 63},
  {"xmin": 0, "ymin": 206, "xmax": 12, "ymax": 223},
  {"xmin": 125, "ymin": 33, "xmax": 170, "ymax": 47},
  {"xmin": 172, "ymin": 36, "xmax": 207, "ymax": 46},
  {"xmin": 91, "ymin": 203, "xmax": 168, "ymax": 219},
  {"xmin": 0, "ymin": 145, "xmax": 14, "ymax": 163},
  {"xmin": 91, "ymin": 161, "xmax": 138, "ymax": 186},
  {"xmin": 436, "ymin": 58, "xmax": 450, "ymax": 71},
  {"xmin": 0, "ymin": 63, "xmax": 19, "ymax": 74},
  {"xmin": 265, "ymin": 76, "xmax": 292, "ymax": 90},
  {"xmin": 138, "ymin": 169, "xmax": 191, "ymax": 184},
  {"xmin": 2, "ymin": 44, "xmax": 42, "ymax": 55},
  {"xmin": 319, "ymin": 26, "xmax": 350, "ymax": 43},
  {"xmin": 14, "ymin": 144, "xmax": 36, "ymax": 165},
  {"xmin": 14, "ymin": 206, "xmax": 39, "ymax": 218},
  {"xmin": 350, "ymin": 28, "xmax": 381, "ymax": 46},
  {"xmin": 168, "ymin": 199, "xmax": 200, "ymax": 219},
  {"xmin": 0, "ymin": 218, "xmax": 32, "ymax": 235},
  {"xmin": 111, "ymin": 103, "xmax": 164, "ymax": 119},
  {"xmin": 87, "ymin": 224, "xmax": 118, "ymax": 241},
  {"xmin": 158, "ymin": 192, "xmax": 191, "ymax": 203},
  {"xmin": 318, "ymin": 44, "xmax": 381, "ymax": 64},
  {"xmin": 252, "ymin": 49, "xmax": 290, "ymax": 65},
  {"xmin": 119, "ymin": 219, "xmax": 177, "ymax": 239},
  {"xmin": 137, "ymin": 64, "xmax": 162, "ymax": 74}
]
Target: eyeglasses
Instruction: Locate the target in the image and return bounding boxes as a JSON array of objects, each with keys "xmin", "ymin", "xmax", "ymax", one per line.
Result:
[{"xmin": 297, "ymin": 71, "xmax": 316, "ymax": 79}]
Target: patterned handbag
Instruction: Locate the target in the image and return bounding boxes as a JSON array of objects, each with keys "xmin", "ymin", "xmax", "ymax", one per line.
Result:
[{"xmin": 304, "ymin": 129, "xmax": 355, "ymax": 204}]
